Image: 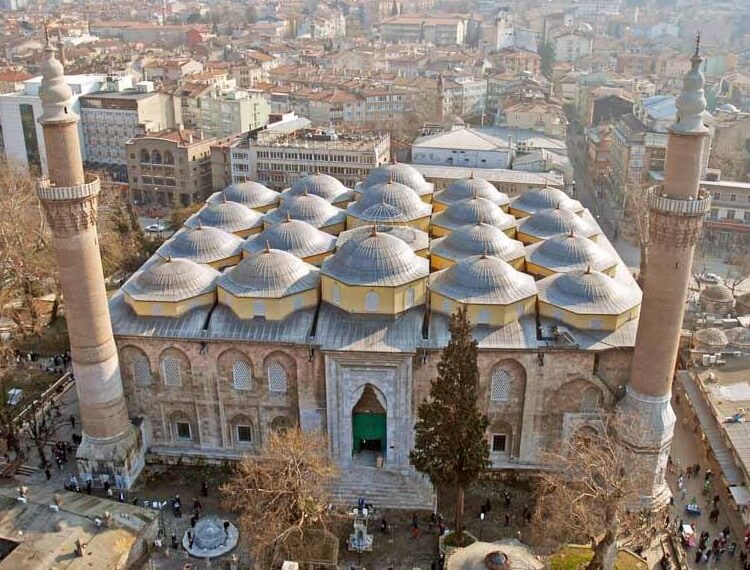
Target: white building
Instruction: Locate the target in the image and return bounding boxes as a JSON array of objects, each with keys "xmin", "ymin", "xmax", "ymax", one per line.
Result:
[
  {"xmin": 0, "ymin": 73, "xmax": 105, "ymax": 172},
  {"xmin": 550, "ymin": 27, "xmax": 593, "ymax": 64},
  {"xmin": 198, "ymin": 90, "xmax": 271, "ymax": 139},
  {"xmin": 80, "ymin": 79, "xmax": 179, "ymax": 166},
  {"xmin": 411, "ymin": 127, "xmax": 513, "ymax": 169}
]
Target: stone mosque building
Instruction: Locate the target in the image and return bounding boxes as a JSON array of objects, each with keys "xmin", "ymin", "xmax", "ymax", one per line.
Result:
[{"xmin": 110, "ymin": 167, "xmax": 641, "ymax": 507}]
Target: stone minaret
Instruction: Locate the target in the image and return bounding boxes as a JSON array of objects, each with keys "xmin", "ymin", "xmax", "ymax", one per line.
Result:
[
  {"xmin": 617, "ymin": 39, "xmax": 711, "ymax": 506},
  {"xmin": 36, "ymin": 32, "xmax": 144, "ymax": 487}
]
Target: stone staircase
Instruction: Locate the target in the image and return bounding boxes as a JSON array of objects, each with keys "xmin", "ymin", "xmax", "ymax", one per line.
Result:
[{"xmin": 329, "ymin": 467, "xmax": 436, "ymax": 511}]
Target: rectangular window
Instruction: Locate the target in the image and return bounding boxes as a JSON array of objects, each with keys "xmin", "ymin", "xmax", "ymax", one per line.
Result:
[
  {"xmin": 492, "ymin": 434, "xmax": 507, "ymax": 453},
  {"xmin": 19, "ymin": 103, "xmax": 40, "ymax": 169},
  {"xmin": 237, "ymin": 425, "xmax": 252, "ymax": 444},
  {"xmin": 727, "ymin": 209, "xmax": 736, "ymax": 220},
  {"xmin": 176, "ymin": 421, "xmax": 191, "ymax": 440},
  {"xmin": 730, "ymin": 194, "xmax": 737, "ymax": 202}
]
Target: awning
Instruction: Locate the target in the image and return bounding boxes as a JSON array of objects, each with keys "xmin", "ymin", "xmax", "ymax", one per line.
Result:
[{"xmin": 729, "ymin": 485, "xmax": 750, "ymax": 506}]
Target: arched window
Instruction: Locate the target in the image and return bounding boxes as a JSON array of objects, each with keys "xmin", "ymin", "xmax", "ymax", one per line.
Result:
[
  {"xmin": 365, "ymin": 291, "xmax": 380, "ymax": 312},
  {"xmin": 581, "ymin": 387, "xmax": 602, "ymax": 413},
  {"xmin": 442, "ymin": 299, "xmax": 452, "ymax": 314},
  {"xmin": 152, "ymin": 150, "xmax": 162, "ymax": 164},
  {"xmin": 163, "ymin": 150, "xmax": 175, "ymax": 165},
  {"xmin": 293, "ymin": 295, "xmax": 303, "ymax": 310},
  {"xmin": 232, "ymin": 360, "xmax": 252, "ymax": 390},
  {"xmin": 161, "ymin": 356, "xmax": 182, "ymax": 387},
  {"xmin": 267, "ymin": 361, "xmax": 287, "ymax": 393},
  {"xmin": 332, "ymin": 283, "xmax": 341, "ymax": 305},
  {"xmin": 133, "ymin": 358, "xmax": 152, "ymax": 385},
  {"xmin": 253, "ymin": 301, "xmax": 266, "ymax": 317},
  {"xmin": 405, "ymin": 287, "xmax": 415, "ymax": 308},
  {"xmin": 490, "ymin": 368, "xmax": 511, "ymax": 402},
  {"xmin": 140, "ymin": 149, "xmax": 150, "ymax": 163},
  {"xmin": 478, "ymin": 309, "xmax": 491, "ymax": 324}
]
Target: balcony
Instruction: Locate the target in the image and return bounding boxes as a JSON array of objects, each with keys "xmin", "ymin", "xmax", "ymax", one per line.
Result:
[
  {"xmin": 37, "ymin": 174, "xmax": 100, "ymax": 202},
  {"xmin": 647, "ymin": 185, "xmax": 711, "ymax": 217}
]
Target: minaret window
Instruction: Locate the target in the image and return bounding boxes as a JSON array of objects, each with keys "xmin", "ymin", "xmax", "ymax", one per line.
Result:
[
  {"xmin": 232, "ymin": 361, "xmax": 252, "ymax": 390},
  {"xmin": 161, "ymin": 356, "xmax": 182, "ymax": 387},
  {"xmin": 267, "ymin": 361, "xmax": 288, "ymax": 393},
  {"xmin": 490, "ymin": 368, "xmax": 511, "ymax": 402}
]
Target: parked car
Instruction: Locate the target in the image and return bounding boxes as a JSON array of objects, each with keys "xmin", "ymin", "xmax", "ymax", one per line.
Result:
[
  {"xmin": 699, "ymin": 272, "xmax": 721, "ymax": 284},
  {"xmin": 145, "ymin": 221, "xmax": 171, "ymax": 233}
]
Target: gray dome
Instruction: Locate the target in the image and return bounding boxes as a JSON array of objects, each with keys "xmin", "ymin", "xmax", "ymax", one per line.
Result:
[
  {"xmin": 693, "ymin": 327, "xmax": 728, "ymax": 348},
  {"xmin": 208, "ymin": 182, "xmax": 280, "ymax": 209},
  {"xmin": 517, "ymin": 207, "xmax": 600, "ymax": 241},
  {"xmin": 243, "ymin": 218, "xmax": 336, "ymax": 259},
  {"xmin": 362, "ymin": 163, "xmax": 433, "ymax": 196},
  {"xmin": 263, "ymin": 193, "xmax": 346, "ymax": 229},
  {"xmin": 700, "ymin": 284, "xmax": 734, "ymax": 303},
  {"xmin": 157, "ymin": 226, "xmax": 244, "ymax": 265},
  {"xmin": 726, "ymin": 327, "xmax": 750, "ymax": 348},
  {"xmin": 431, "ymin": 222, "xmax": 525, "ymax": 264},
  {"xmin": 511, "ymin": 187, "xmax": 583, "ymax": 216},
  {"xmin": 193, "ymin": 518, "xmax": 228, "ymax": 551},
  {"xmin": 124, "ymin": 257, "xmax": 219, "ymax": 302},
  {"xmin": 525, "ymin": 232, "xmax": 616, "ymax": 274},
  {"xmin": 219, "ymin": 248, "xmax": 319, "ymax": 298},
  {"xmin": 185, "ymin": 201, "xmax": 263, "ymax": 234},
  {"xmin": 336, "ymin": 224, "xmax": 429, "ymax": 253},
  {"xmin": 432, "ymin": 197, "xmax": 516, "ymax": 233},
  {"xmin": 537, "ymin": 269, "xmax": 641, "ymax": 315},
  {"xmin": 430, "ymin": 255, "xmax": 537, "ymax": 305},
  {"xmin": 287, "ymin": 173, "xmax": 353, "ymax": 203},
  {"xmin": 322, "ymin": 229, "xmax": 429, "ymax": 286},
  {"xmin": 434, "ymin": 176, "xmax": 510, "ymax": 208},
  {"xmin": 348, "ymin": 181, "xmax": 432, "ymax": 222}
]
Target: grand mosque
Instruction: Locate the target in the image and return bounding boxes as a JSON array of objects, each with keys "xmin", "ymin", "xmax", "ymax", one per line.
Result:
[{"xmin": 36, "ymin": 29, "xmax": 710, "ymax": 508}]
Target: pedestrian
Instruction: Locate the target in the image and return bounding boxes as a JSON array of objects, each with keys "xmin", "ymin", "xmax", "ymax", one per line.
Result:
[
  {"xmin": 380, "ymin": 517, "xmax": 388, "ymax": 534},
  {"xmin": 55, "ymin": 456, "xmax": 63, "ymax": 471},
  {"xmin": 730, "ymin": 542, "xmax": 737, "ymax": 556},
  {"xmin": 107, "ymin": 487, "xmax": 113, "ymax": 498},
  {"xmin": 677, "ymin": 475, "xmax": 684, "ymax": 490},
  {"xmin": 694, "ymin": 463, "xmax": 701, "ymax": 477},
  {"xmin": 480, "ymin": 503, "xmax": 487, "ymax": 518},
  {"xmin": 69, "ymin": 415, "xmax": 76, "ymax": 429},
  {"xmin": 723, "ymin": 526, "xmax": 731, "ymax": 539},
  {"xmin": 485, "ymin": 498, "xmax": 491, "ymax": 513},
  {"xmin": 201, "ymin": 480, "xmax": 208, "ymax": 497},
  {"xmin": 190, "ymin": 514, "xmax": 197, "ymax": 528},
  {"xmin": 45, "ymin": 467, "xmax": 51, "ymax": 481},
  {"xmin": 104, "ymin": 481, "xmax": 110, "ymax": 494},
  {"xmin": 171, "ymin": 532, "xmax": 178, "ymax": 549},
  {"xmin": 223, "ymin": 520, "xmax": 230, "ymax": 535},
  {"xmin": 188, "ymin": 530, "xmax": 194, "ymax": 549},
  {"xmin": 696, "ymin": 548, "xmax": 704, "ymax": 564},
  {"xmin": 664, "ymin": 514, "xmax": 671, "ymax": 528},
  {"xmin": 193, "ymin": 497, "xmax": 202, "ymax": 513},
  {"xmin": 429, "ymin": 511, "xmax": 436, "ymax": 532},
  {"xmin": 714, "ymin": 493, "xmax": 720, "ymax": 506},
  {"xmin": 118, "ymin": 490, "xmax": 125, "ymax": 503},
  {"xmin": 411, "ymin": 514, "xmax": 420, "ymax": 540},
  {"xmin": 86, "ymin": 479, "xmax": 92, "ymax": 494},
  {"xmin": 504, "ymin": 513, "xmax": 510, "ymax": 527},
  {"xmin": 686, "ymin": 465, "xmax": 693, "ymax": 478},
  {"xmin": 504, "ymin": 491, "xmax": 511, "ymax": 509}
]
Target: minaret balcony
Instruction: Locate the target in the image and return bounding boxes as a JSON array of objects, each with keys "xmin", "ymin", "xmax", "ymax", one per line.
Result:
[
  {"xmin": 647, "ymin": 185, "xmax": 711, "ymax": 217},
  {"xmin": 37, "ymin": 174, "xmax": 100, "ymax": 202}
]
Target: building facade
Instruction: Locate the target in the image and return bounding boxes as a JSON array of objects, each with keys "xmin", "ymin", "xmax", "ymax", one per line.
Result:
[{"xmin": 198, "ymin": 90, "xmax": 271, "ymax": 139}]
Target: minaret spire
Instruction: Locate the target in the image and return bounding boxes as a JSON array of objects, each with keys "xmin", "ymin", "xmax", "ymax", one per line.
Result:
[{"xmin": 672, "ymin": 31, "xmax": 708, "ymax": 134}]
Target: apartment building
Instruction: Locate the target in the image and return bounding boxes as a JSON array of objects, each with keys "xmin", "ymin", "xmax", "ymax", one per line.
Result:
[
  {"xmin": 378, "ymin": 15, "xmax": 467, "ymax": 46},
  {"xmin": 703, "ymin": 180, "xmax": 750, "ymax": 251},
  {"xmin": 126, "ymin": 129, "xmax": 215, "ymax": 207},
  {"xmin": 80, "ymin": 79, "xmax": 178, "ymax": 166},
  {"xmin": 198, "ymin": 90, "xmax": 271, "ymax": 138}
]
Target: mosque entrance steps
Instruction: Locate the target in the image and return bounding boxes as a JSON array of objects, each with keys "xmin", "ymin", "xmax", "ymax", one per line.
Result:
[{"xmin": 329, "ymin": 466, "xmax": 436, "ymax": 511}]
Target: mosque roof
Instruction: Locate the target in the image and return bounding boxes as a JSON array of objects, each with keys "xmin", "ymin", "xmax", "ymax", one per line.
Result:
[
  {"xmin": 336, "ymin": 224, "xmax": 429, "ymax": 253},
  {"xmin": 429, "ymin": 255, "xmax": 537, "ymax": 305},
  {"xmin": 285, "ymin": 173, "xmax": 353, "ymax": 203},
  {"xmin": 434, "ymin": 176, "xmax": 510, "ymax": 208},
  {"xmin": 321, "ymin": 229, "xmax": 429, "ymax": 286},
  {"xmin": 726, "ymin": 327, "xmax": 750, "ymax": 348},
  {"xmin": 700, "ymin": 283, "xmax": 734, "ymax": 302},
  {"xmin": 242, "ymin": 218, "xmax": 336, "ymax": 259},
  {"xmin": 156, "ymin": 226, "xmax": 244, "ymax": 265},
  {"xmin": 347, "ymin": 180, "xmax": 432, "ymax": 222},
  {"xmin": 432, "ymin": 197, "xmax": 517, "ymax": 233},
  {"xmin": 693, "ymin": 327, "xmax": 728, "ymax": 347},
  {"xmin": 207, "ymin": 182, "xmax": 280, "ymax": 210},
  {"xmin": 361, "ymin": 162, "xmax": 434, "ymax": 196},
  {"xmin": 430, "ymin": 222, "xmax": 525, "ymax": 264},
  {"xmin": 263, "ymin": 192, "xmax": 346, "ymax": 229},
  {"xmin": 537, "ymin": 268, "xmax": 641, "ymax": 314},
  {"xmin": 525, "ymin": 232, "xmax": 616, "ymax": 273},
  {"xmin": 219, "ymin": 248, "xmax": 320, "ymax": 298},
  {"xmin": 510, "ymin": 186, "xmax": 583, "ymax": 215},
  {"xmin": 124, "ymin": 256, "xmax": 220, "ymax": 302},
  {"xmin": 517, "ymin": 207, "xmax": 600, "ymax": 241},
  {"xmin": 185, "ymin": 200, "xmax": 263, "ymax": 233}
]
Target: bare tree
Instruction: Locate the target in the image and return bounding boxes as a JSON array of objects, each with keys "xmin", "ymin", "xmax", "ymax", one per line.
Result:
[
  {"xmin": 529, "ymin": 414, "xmax": 655, "ymax": 570},
  {"xmin": 624, "ymin": 180, "xmax": 651, "ymax": 283},
  {"xmin": 21, "ymin": 397, "xmax": 67, "ymax": 467},
  {"xmin": 220, "ymin": 428, "xmax": 340, "ymax": 568}
]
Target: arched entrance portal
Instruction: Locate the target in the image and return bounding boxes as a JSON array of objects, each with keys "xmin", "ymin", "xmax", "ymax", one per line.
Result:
[{"xmin": 352, "ymin": 384, "xmax": 387, "ymax": 465}]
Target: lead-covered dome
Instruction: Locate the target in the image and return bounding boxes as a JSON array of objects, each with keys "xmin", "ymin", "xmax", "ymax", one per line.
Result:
[
  {"xmin": 336, "ymin": 224, "xmax": 429, "ymax": 254},
  {"xmin": 430, "ymin": 222, "xmax": 525, "ymax": 266},
  {"xmin": 285, "ymin": 173, "xmax": 353, "ymax": 205},
  {"xmin": 525, "ymin": 232, "xmax": 617, "ymax": 276},
  {"xmin": 157, "ymin": 226, "xmax": 244, "ymax": 267},
  {"xmin": 263, "ymin": 192, "xmax": 346, "ymax": 231},
  {"xmin": 243, "ymin": 218, "xmax": 336, "ymax": 261},
  {"xmin": 516, "ymin": 207, "xmax": 600, "ymax": 242},
  {"xmin": 693, "ymin": 327, "xmax": 729, "ymax": 351},
  {"xmin": 434, "ymin": 176, "xmax": 509, "ymax": 210},
  {"xmin": 430, "ymin": 255, "xmax": 537, "ymax": 305},
  {"xmin": 219, "ymin": 248, "xmax": 319, "ymax": 298},
  {"xmin": 510, "ymin": 186, "xmax": 583, "ymax": 217},
  {"xmin": 726, "ymin": 327, "xmax": 750, "ymax": 350},
  {"xmin": 432, "ymin": 196, "xmax": 516, "ymax": 235},
  {"xmin": 322, "ymin": 229, "xmax": 429, "ymax": 286},
  {"xmin": 537, "ymin": 269, "xmax": 641, "ymax": 315},
  {"xmin": 347, "ymin": 180, "xmax": 432, "ymax": 224},
  {"xmin": 361, "ymin": 163, "xmax": 433, "ymax": 197},
  {"xmin": 124, "ymin": 256, "xmax": 220, "ymax": 303},
  {"xmin": 185, "ymin": 200, "xmax": 263, "ymax": 235},
  {"xmin": 208, "ymin": 182, "xmax": 280, "ymax": 210}
]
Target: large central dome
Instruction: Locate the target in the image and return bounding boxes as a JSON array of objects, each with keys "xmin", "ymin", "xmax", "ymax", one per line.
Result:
[{"xmin": 322, "ymin": 229, "xmax": 428, "ymax": 286}]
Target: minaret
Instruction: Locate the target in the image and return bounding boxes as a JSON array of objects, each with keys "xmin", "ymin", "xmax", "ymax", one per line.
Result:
[
  {"xmin": 436, "ymin": 73, "xmax": 445, "ymax": 122},
  {"xmin": 617, "ymin": 38, "xmax": 711, "ymax": 506},
  {"xmin": 56, "ymin": 28, "xmax": 65, "ymax": 67},
  {"xmin": 36, "ymin": 30, "xmax": 144, "ymax": 487}
]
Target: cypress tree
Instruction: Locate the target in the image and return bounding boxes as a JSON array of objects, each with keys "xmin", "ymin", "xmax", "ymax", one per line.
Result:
[{"xmin": 410, "ymin": 306, "xmax": 489, "ymax": 545}]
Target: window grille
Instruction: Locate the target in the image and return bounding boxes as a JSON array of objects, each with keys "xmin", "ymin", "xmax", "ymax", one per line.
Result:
[
  {"xmin": 232, "ymin": 361, "xmax": 252, "ymax": 390},
  {"xmin": 133, "ymin": 358, "xmax": 151, "ymax": 385},
  {"xmin": 161, "ymin": 356, "xmax": 182, "ymax": 387},
  {"xmin": 581, "ymin": 388, "xmax": 601, "ymax": 413},
  {"xmin": 267, "ymin": 361, "xmax": 288, "ymax": 393},
  {"xmin": 490, "ymin": 368, "xmax": 511, "ymax": 402}
]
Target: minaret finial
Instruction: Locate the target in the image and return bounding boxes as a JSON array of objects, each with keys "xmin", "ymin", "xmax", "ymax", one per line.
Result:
[
  {"xmin": 672, "ymin": 37, "xmax": 708, "ymax": 134},
  {"xmin": 44, "ymin": 21, "xmax": 51, "ymax": 47},
  {"xmin": 694, "ymin": 31, "xmax": 701, "ymax": 58},
  {"xmin": 39, "ymin": 21, "xmax": 74, "ymax": 124},
  {"xmin": 371, "ymin": 224, "xmax": 378, "ymax": 237}
]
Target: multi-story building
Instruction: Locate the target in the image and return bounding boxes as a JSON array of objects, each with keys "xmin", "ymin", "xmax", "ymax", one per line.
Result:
[
  {"xmin": 230, "ymin": 123, "xmax": 390, "ymax": 189},
  {"xmin": 198, "ymin": 90, "xmax": 271, "ymax": 139},
  {"xmin": 80, "ymin": 79, "xmax": 179, "ymax": 167},
  {"xmin": 0, "ymin": 70, "xmax": 32, "ymax": 94},
  {"xmin": 549, "ymin": 27, "xmax": 593, "ymax": 64},
  {"xmin": 126, "ymin": 129, "xmax": 215, "ymax": 207},
  {"xmin": 229, "ymin": 63, "xmax": 263, "ymax": 90},
  {"xmin": 499, "ymin": 99, "xmax": 567, "ymax": 137},
  {"xmin": 0, "ymin": 73, "xmax": 105, "ymax": 172},
  {"xmin": 378, "ymin": 15, "xmax": 467, "ymax": 46},
  {"xmin": 411, "ymin": 127, "xmax": 513, "ymax": 170},
  {"xmin": 490, "ymin": 47, "xmax": 541, "ymax": 77},
  {"xmin": 703, "ymin": 180, "xmax": 750, "ymax": 251},
  {"xmin": 143, "ymin": 59, "xmax": 203, "ymax": 86}
]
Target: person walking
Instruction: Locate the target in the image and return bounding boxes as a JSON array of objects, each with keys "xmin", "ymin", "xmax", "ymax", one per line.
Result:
[
  {"xmin": 69, "ymin": 415, "xmax": 76, "ymax": 429},
  {"xmin": 45, "ymin": 468, "xmax": 51, "ymax": 481}
]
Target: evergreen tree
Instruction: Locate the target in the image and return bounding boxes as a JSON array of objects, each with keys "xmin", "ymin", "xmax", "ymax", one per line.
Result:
[
  {"xmin": 540, "ymin": 41, "xmax": 556, "ymax": 79},
  {"xmin": 410, "ymin": 306, "xmax": 489, "ymax": 545}
]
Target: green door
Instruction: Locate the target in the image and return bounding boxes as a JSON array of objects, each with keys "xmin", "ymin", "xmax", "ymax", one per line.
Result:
[{"xmin": 352, "ymin": 412, "xmax": 387, "ymax": 453}]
